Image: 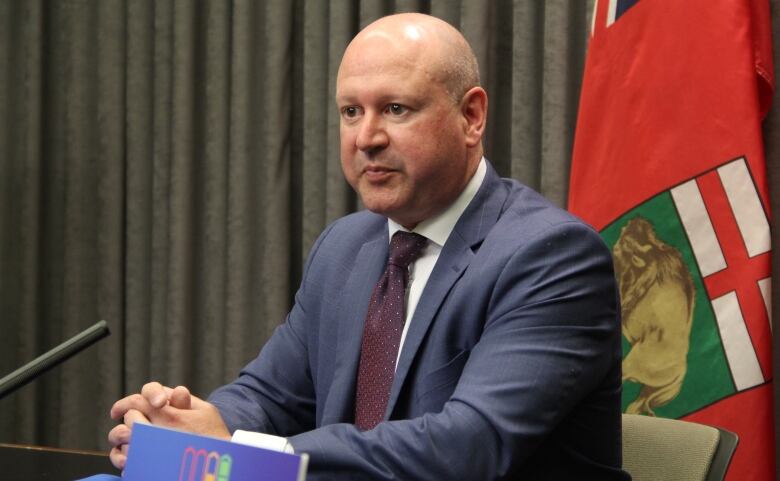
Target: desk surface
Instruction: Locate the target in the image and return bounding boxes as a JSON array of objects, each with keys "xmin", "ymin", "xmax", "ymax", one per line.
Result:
[{"xmin": 0, "ymin": 443, "xmax": 120, "ymax": 481}]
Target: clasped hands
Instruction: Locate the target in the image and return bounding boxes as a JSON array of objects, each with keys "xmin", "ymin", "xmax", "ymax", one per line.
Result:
[{"xmin": 108, "ymin": 382, "xmax": 231, "ymax": 470}]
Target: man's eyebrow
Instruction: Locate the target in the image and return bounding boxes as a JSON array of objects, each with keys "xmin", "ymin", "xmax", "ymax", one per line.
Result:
[
  {"xmin": 335, "ymin": 90, "xmax": 360, "ymax": 104},
  {"xmin": 337, "ymin": 92, "xmax": 422, "ymax": 105},
  {"xmin": 335, "ymin": 95, "xmax": 354, "ymax": 104}
]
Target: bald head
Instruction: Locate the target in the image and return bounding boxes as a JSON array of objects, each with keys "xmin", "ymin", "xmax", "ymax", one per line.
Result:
[
  {"xmin": 336, "ymin": 13, "xmax": 488, "ymax": 228},
  {"xmin": 340, "ymin": 13, "xmax": 481, "ymax": 103}
]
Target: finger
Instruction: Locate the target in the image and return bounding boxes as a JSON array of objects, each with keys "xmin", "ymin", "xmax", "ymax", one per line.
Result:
[
  {"xmin": 123, "ymin": 408, "xmax": 151, "ymax": 429},
  {"xmin": 111, "ymin": 393, "xmax": 155, "ymax": 420},
  {"xmin": 142, "ymin": 381, "xmax": 171, "ymax": 408},
  {"xmin": 170, "ymin": 386, "xmax": 192, "ymax": 410},
  {"xmin": 109, "ymin": 445, "xmax": 126, "ymax": 470},
  {"xmin": 120, "ymin": 443, "xmax": 129, "ymax": 469},
  {"xmin": 108, "ymin": 423, "xmax": 132, "ymax": 447}
]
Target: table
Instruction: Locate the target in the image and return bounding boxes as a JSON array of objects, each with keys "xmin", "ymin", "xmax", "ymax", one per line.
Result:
[{"xmin": 0, "ymin": 443, "xmax": 119, "ymax": 481}]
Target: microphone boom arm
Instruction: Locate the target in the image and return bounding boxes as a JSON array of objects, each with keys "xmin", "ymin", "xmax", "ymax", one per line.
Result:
[{"xmin": 0, "ymin": 320, "xmax": 111, "ymax": 399}]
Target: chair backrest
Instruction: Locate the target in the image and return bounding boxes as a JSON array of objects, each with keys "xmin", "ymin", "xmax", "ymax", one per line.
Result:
[{"xmin": 622, "ymin": 414, "xmax": 738, "ymax": 481}]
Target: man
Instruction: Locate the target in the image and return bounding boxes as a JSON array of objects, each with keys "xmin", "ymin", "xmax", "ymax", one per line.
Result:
[{"xmin": 109, "ymin": 13, "xmax": 629, "ymax": 480}]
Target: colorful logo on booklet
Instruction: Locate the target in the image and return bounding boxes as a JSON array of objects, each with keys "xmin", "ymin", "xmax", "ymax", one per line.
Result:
[
  {"xmin": 123, "ymin": 423, "xmax": 307, "ymax": 481},
  {"xmin": 179, "ymin": 446, "xmax": 232, "ymax": 481}
]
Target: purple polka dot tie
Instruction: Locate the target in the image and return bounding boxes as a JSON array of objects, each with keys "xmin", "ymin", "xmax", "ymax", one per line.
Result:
[{"xmin": 354, "ymin": 231, "xmax": 428, "ymax": 430}]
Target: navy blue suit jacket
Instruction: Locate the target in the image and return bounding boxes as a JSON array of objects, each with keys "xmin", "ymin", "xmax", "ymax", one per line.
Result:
[{"xmin": 209, "ymin": 163, "xmax": 630, "ymax": 480}]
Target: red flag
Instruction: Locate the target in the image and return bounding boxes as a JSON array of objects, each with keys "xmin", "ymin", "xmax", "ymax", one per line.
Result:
[{"xmin": 569, "ymin": 1, "xmax": 775, "ymax": 480}]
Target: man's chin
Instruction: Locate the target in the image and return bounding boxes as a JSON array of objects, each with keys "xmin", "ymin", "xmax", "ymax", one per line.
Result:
[
  {"xmin": 361, "ymin": 201, "xmax": 397, "ymax": 217},
  {"xmin": 361, "ymin": 197, "xmax": 401, "ymax": 217}
]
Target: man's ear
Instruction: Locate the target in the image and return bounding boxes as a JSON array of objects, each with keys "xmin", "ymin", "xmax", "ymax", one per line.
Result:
[{"xmin": 460, "ymin": 87, "xmax": 488, "ymax": 148}]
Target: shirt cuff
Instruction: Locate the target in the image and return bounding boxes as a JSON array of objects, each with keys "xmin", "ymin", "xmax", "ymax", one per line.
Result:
[{"xmin": 231, "ymin": 430, "xmax": 295, "ymax": 454}]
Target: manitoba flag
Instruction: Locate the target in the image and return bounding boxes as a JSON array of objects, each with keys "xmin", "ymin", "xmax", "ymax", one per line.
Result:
[{"xmin": 569, "ymin": 1, "xmax": 775, "ymax": 480}]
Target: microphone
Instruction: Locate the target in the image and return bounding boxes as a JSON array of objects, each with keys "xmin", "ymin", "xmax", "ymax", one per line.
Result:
[{"xmin": 0, "ymin": 320, "xmax": 111, "ymax": 399}]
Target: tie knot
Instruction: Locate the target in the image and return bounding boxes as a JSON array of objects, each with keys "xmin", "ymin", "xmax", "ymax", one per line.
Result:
[{"xmin": 388, "ymin": 231, "xmax": 427, "ymax": 268}]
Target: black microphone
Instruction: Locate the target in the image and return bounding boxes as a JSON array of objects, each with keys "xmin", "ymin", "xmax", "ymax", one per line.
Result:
[{"xmin": 0, "ymin": 320, "xmax": 111, "ymax": 399}]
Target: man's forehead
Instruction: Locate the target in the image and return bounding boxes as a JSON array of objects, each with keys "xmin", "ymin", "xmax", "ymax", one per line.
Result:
[
  {"xmin": 335, "ymin": 55, "xmax": 438, "ymax": 103},
  {"xmin": 342, "ymin": 29, "xmax": 427, "ymax": 64},
  {"xmin": 337, "ymin": 28, "xmax": 436, "ymax": 83},
  {"xmin": 335, "ymin": 68, "xmax": 437, "ymax": 106},
  {"xmin": 339, "ymin": 48, "xmax": 421, "ymax": 78}
]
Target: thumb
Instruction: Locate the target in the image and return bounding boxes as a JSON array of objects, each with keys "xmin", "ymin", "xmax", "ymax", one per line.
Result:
[{"xmin": 169, "ymin": 385, "xmax": 192, "ymax": 410}]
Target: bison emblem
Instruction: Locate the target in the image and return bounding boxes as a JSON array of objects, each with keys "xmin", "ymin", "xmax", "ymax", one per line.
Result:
[{"xmin": 613, "ymin": 216, "xmax": 695, "ymax": 415}]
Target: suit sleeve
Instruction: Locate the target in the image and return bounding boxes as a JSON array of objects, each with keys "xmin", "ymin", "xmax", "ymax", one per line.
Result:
[{"xmin": 286, "ymin": 221, "xmax": 622, "ymax": 480}]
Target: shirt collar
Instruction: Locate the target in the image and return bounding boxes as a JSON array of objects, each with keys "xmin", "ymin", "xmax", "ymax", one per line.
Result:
[{"xmin": 388, "ymin": 157, "xmax": 487, "ymax": 247}]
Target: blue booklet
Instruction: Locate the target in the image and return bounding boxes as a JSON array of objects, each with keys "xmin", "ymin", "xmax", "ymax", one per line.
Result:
[{"xmin": 120, "ymin": 423, "xmax": 308, "ymax": 481}]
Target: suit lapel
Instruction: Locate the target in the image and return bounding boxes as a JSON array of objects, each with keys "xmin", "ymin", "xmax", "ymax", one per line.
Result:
[
  {"xmin": 320, "ymin": 233, "xmax": 388, "ymax": 425},
  {"xmin": 385, "ymin": 164, "xmax": 510, "ymax": 417}
]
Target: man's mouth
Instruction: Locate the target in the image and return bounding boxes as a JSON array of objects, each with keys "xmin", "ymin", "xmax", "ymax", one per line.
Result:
[{"xmin": 362, "ymin": 165, "xmax": 396, "ymax": 181}]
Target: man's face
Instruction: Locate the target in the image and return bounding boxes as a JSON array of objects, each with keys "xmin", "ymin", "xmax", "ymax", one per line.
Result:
[{"xmin": 336, "ymin": 33, "xmax": 473, "ymax": 228}]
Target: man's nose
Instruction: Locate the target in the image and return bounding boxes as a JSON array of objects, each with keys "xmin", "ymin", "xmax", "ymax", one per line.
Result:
[{"xmin": 355, "ymin": 113, "xmax": 389, "ymax": 153}]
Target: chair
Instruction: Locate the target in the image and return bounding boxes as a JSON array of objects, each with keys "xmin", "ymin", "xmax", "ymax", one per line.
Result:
[{"xmin": 622, "ymin": 414, "xmax": 738, "ymax": 481}]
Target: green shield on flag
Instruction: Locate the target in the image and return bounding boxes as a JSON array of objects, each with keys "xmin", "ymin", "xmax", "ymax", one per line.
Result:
[{"xmin": 601, "ymin": 189, "xmax": 736, "ymax": 418}]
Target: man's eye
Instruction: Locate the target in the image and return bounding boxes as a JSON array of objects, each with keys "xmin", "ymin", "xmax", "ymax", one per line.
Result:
[
  {"xmin": 386, "ymin": 103, "xmax": 408, "ymax": 115},
  {"xmin": 342, "ymin": 106, "xmax": 361, "ymax": 118}
]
